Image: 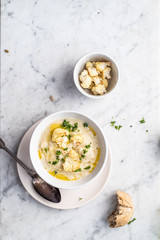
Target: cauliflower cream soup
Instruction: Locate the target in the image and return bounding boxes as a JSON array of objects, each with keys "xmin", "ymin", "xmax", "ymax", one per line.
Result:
[{"xmin": 38, "ymin": 118, "xmax": 100, "ymax": 181}]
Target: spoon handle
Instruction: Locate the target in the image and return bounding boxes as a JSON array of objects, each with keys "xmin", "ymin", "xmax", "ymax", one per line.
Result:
[{"xmin": 0, "ymin": 137, "xmax": 36, "ymax": 177}]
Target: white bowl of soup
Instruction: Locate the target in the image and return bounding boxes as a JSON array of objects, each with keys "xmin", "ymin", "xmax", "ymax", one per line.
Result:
[{"xmin": 30, "ymin": 111, "xmax": 108, "ymax": 189}]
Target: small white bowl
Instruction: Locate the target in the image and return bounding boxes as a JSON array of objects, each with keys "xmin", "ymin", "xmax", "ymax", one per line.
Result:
[
  {"xmin": 30, "ymin": 111, "xmax": 108, "ymax": 189},
  {"xmin": 73, "ymin": 52, "xmax": 119, "ymax": 99}
]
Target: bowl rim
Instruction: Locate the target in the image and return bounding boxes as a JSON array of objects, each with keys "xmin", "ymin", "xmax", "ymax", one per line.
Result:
[
  {"xmin": 29, "ymin": 110, "xmax": 108, "ymax": 189},
  {"xmin": 73, "ymin": 51, "xmax": 119, "ymax": 99}
]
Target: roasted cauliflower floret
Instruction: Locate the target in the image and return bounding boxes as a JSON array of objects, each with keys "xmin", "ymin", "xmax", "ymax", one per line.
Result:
[
  {"xmin": 71, "ymin": 134, "xmax": 83, "ymax": 145},
  {"xmin": 79, "ymin": 69, "xmax": 92, "ymax": 88},
  {"xmin": 102, "ymin": 79, "xmax": 108, "ymax": 88},
  {"xmin": 69, "ymin": 149, "xmax": 79, "ymax": 159},
  {"xmin": 87, "ymin": 67, "xmax": 98, "ymax": 77},
  {"xmin": 92, "ymin": 76, "xmax": 101, "ymax": 86},
  {"xmin": 52, "ymin": 128, "xmax": 68, "ymax": 139},
  {"xmin": 79, "ymin": 69, "xmax": 89, "ymax": 82},
  {"xmin": 88, "ymin": 81, "xmax": 95, "ymax": 89},
  {"xmin": 52, "ymin": 128, "xmax": 69, "ymax": 147},
  {"xmin": 81, "ymin": 75, "xmax": 92, "ymax": 89},
  {"xmin": 63, "ymin": 158, "xmax": 72, "ymax": 172},
  {"xmin": 63, "ymin": 158, "xmax": 81, "ymax": 172},
  {"xmin": 92, "ymin": 84, "xmax": 106, "ymax": 95},
  {"xmin": 86, "ymin": 62, "xmax": 93, "ymax": 69},
  {"xmin": 102, "ymin": 67, "xmax": 111, "ymax": 79},
  {"xmin": 95, "ymin": 62, "xmax": 111, "ymax": 72}
]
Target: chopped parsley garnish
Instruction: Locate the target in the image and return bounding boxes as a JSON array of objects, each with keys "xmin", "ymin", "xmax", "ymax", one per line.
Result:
[
  {"xmin": 85, "ymin": 144, "xmax": 91, "ymax": 149},
  {"xmin": 63, "ymin": 148, "xmax": 68, "ymax": 151},
  {"xmin": 72, "ymin": 122, "xmax": 78, "ymax": 132},
  {"xmin": 139, "ymin": 118, "xmax": 145, "ymax": 124},
  {"xmin": 61, "ymin": 119, "xmax": 78, "ymax": 132},
  {"xmin": 115, "ymin": 125, "xmax": 122, "ymax": 131},
  {"xmin": 56, "ymin": 150, "xmax": 61, "ymax": 155},
  {"xmin": 74, "ymin": 168, "xmax": 81, "ymax": 172},
  {"xmin": 146, "ymin": 130, "xmax": 148, "ymax": 132},
  {"xmin": 78, "ymin": 129, "xmax": 80, "ymax": 132},
  {"xmin": 61, "ymin": 158, "xmax": 65, "ymax": 163},
  {"xmin": 84, "ymin": 166, "xmax": 91, "ymax": 170},
  {"xmin": 83, "ymin": 149, "xmax": 88, "ymax": 154},
  {"xmin": 61, "ymin": 119, "xmax": 71, "ymax": 131},
  {"xmin": 128, "ymin": 218, "xmax": 136, "ymax": 225},
  {"xmin": 48, "ymin": 161, "xmax": 51, "ymax": 164},
  {"xmin": 64, "ymin": 155, "xmax": 68, "ymax": 159},
  {"xmin": 111, "ymin": 121, "xmax": 122, "ymax": 131},
  {"xmin": 79, "ymin": 197, "xmax": 83, "ymax": 201},
  {"xmin": 56, "ymin": 156, "xmax": 59, "ymax": 160},
  {"xmin": 54, "ymin": 171, "xmax": 58, "ymax": 174},
  {"xmin": 52, "ymin": 161, "xmax": 58, "ymax": 165},
  {"xmin": 67, "ymin": 134, "xmax": 71, "ymax": 140},
  {"xmin": 80, "ymin": 154, "xmax": 85, "ymax": 160},
  {"xmin": 110, "ymin": 121, "xmax": 116, "ymax": 126},
  {"xmin": 83, "ymin": 122, "xmax": 88, "ymax": 127},
  {"xmin": 44, "ymin": 148, "xmax": 48, "ymax": 153}
]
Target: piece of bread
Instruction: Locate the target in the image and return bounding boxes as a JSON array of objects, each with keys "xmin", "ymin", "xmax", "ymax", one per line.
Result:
[{"xmin": 108, "ymin": 191, "xmax": 134, "ymax": 228}]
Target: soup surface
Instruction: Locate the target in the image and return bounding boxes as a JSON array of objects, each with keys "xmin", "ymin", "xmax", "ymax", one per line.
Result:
[{"xmin": 38, "ymin": 118, "xmax": 100, "ymax": 181}]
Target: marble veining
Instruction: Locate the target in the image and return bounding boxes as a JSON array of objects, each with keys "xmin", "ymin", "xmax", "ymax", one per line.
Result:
[{"xmin": 1, "ymin": 0, "xmax": 160, "ymax": 239}]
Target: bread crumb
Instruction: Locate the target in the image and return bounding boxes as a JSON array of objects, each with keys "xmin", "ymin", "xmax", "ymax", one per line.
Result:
[
  {"xmin": 49, "ymin": 96, "xmax": 54, "ymax": 102},
  {"xmin": 4, "ymin": 49, "xmax": 9, "ymax": 53}
]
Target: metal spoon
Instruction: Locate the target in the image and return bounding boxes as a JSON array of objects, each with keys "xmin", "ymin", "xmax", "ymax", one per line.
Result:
[{"xmin": 0, "ymin": 138, "xmax": 61, "ymax": 203}]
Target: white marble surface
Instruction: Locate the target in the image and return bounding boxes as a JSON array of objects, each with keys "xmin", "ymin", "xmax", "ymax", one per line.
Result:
[{"xmin": 1, "ymin": 0, "xmax": 160, "ymax": 239}]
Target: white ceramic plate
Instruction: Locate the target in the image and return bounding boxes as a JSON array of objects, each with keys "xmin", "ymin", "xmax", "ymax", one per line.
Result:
[{"xmin": 17, "ymin": 121, "xmax": 112, "ymax": 209}]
